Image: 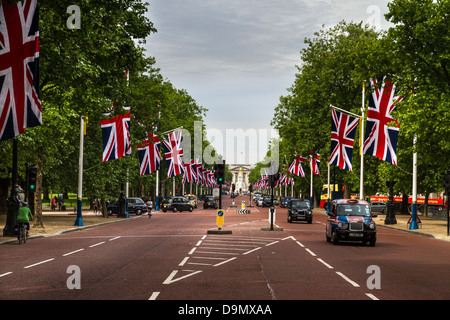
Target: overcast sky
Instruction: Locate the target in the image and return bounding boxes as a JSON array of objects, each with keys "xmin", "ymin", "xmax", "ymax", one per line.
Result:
[{"xmin": 143, "ymin": 0, "xmax": 392, "ymax": 165}]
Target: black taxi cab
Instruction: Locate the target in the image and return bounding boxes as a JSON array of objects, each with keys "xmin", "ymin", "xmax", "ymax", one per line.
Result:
[{"xmin": 325, "ymin": 199, "xmax": 377, "ymax": 246}]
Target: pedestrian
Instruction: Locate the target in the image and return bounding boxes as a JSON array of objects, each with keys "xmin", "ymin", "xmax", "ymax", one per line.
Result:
[
  {"xmin": 147, "ymin": 198, "xmax": 153, "ymax": 218},
  {"xmin": 51, "ymin": 197, "xmax": 57, "ymax": 211}
]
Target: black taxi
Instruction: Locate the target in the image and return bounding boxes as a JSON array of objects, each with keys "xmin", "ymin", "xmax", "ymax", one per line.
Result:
[{"xmin": 325, "ymin": 199, "xmax": 377, "ymax": 246}]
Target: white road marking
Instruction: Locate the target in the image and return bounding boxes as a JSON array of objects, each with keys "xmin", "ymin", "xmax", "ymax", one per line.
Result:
[
  {"xmin": 89, "ymin": 241, "xmax": 105, "ymax": 248},
  {"xmin": 317, "ymin": 258, "xmax": 334, "ymax": 269},
  {"xmin": 336, "ymin": 271, "xmax": 360, "ymax": 287},
  {"xmin": 62, "ymin": 248, "xmax": 84, "ymax": 256},
  {"xmin": 148, "ymin": 292, "xmax": 160, "ymax": 300},
  {"xmin": 24, "ymin": 258, "xmax": 55, "ymax": 269}
]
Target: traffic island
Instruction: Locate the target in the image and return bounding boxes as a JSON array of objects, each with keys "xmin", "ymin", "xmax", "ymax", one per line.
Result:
[
  {"xmin": 260, "ymin": 226, "xmax": 283, "ymax": 231},
  {"xmin": 207, "ymin": 229, "xmax": 232, "ymax": 234}
]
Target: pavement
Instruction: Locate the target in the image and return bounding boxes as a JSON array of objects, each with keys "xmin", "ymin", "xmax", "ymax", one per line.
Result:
[{"xmin": 1, "ymin": 207, "xmax": 449, "ymax": 245}]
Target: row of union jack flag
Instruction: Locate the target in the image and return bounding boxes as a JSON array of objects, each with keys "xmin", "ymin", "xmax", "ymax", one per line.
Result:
[{"xmin": 100, "ymin": 114, "xmax": 221, "ymax": 186}]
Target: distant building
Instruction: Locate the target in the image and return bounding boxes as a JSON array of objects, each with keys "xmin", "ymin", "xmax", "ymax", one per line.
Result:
[{"xmin": 229, "ymin": 164, "xmax": 252, "ymax": 192}]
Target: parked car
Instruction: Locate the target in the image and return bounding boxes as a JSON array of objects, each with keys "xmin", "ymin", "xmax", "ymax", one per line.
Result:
[
  {"xmin": 161, "ymin": 197, "xmax": 173, "ymax": 212},
  {"xmin": 185, "ymin": 194, "xmax": 198, "ymax": 208},
  {"xmin": 170, "ymin": 196, "xmax": 194, "ymax": 212},
  {"xmin": 326, "ymin": 199, "xmax": 377, "ymax": 246},
  {"xmin": 287, "ymin": 200, "xmax": 312, "ymax": 224},
  {"xmin": 370, "ymin": 201, "xmax": 386, "ymax": 214},
  {"xmin": 107, "ymin": 197, "xmax": 148, "ymax": 215},
  {"xmin": 203, "ymin": 196, "xmax": 218, "ymax": 209}
]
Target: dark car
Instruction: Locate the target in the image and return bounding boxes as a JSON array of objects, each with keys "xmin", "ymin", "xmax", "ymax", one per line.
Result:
[
  {"xmin": 161, "ymin": 197, "xmax": 173, "ymax": 212},
  {"xmin": 107, "ymin": 197, "xmax": 147, "ymax": 215},
  {"xmin": 281, "ymin": 196, "xmax": 293, "ymax": 208},
  {"xmin": 326, "ymin": 199, "xmax": 377, "ymax": 246},
  {"xmin": 370, "ymin": 201, "xmax": 386, "ymax": 214},
  {"xmin": 203, "ymin": 196, "xmax": 218, "ymax": 209},
  {"xmin": 170, "ymin": 196, "xmax": 194, "ymax": 212},
  {"xmin": 262, "ymin": 196, "xmax": 272, "ymax": 207},
  {"xmin": 287, "ymin": 200, "xmax": 312, "ymax": 224}
]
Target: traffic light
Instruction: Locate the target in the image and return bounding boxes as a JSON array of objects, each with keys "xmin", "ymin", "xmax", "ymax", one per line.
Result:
[
  {"xmin": 214, "ymin": 160, "xmax": 225, "ymax": 185},
  {"xmin": 249, "ymin": 184, "xmax": 253, "ymax": 193},
  {"xmin": 27, "ymin": 167, "xmax": 37, "ymax": 192}
]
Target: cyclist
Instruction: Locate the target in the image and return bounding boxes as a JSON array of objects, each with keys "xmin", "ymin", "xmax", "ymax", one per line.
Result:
[{"xmin": 17, "ymin": 201, "xmax": 33, "ymax": 236}]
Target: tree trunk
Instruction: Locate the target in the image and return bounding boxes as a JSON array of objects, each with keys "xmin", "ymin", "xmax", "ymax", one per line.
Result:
[{"xmin": 33, "ymin": 151, "xmax": 44, "ymax": 228}]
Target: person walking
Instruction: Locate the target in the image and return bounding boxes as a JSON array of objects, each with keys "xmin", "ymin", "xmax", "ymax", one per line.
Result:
[{"xmin": 147, "ymin": 198, "xmax": 153, "ymax": 218}]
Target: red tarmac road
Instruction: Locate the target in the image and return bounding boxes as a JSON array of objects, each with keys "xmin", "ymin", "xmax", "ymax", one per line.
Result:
[{"xmin": 1, "ymin": 194, "xmax": 450, "ymax": 301}]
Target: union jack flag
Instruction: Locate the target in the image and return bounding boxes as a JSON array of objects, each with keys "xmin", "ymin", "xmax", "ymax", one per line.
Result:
[
  {"xmin": 289, "ymin": 156, "xmax": 306, "ymax": 177},
  {"xmin": 0, "ymin": 0, "xmax": 41, "ymax": 142},
  {"xmin": 329, "ymin": 108, "xmax": 360, "ymax": 171},
  {"xmin": 138, "ymin": 133, "xmax": 160, "ymax": 176},
  {"xmin": 363, "ymin": 78, "xmax": 402, "ymax": 165},
  {"xmin": 194, "ymin": 158, "xmax": 203, "ymax": 185},
  {"xmin": 100, "ymin": 107, "xmax": 131, "ymax": 162},
  {"xmin": 163, "ymin": 129, "xmax": 184, "ymax": 178},
  {"xmin": 182, "ymin": 159, "xmax": 197, "ymax": 184},
  {"xmin": 310, "ymin": 153, "xmax": 321, "ymax": 177}
]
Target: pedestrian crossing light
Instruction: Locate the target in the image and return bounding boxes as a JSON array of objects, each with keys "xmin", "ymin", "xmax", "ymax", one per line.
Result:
[
  {"xmin": 28, "ymin": 167, "xmax": 37, "ymax": 192},
  {"xmin": 215, "ymin": 160, "xmax": 225, "ymax": 185}
]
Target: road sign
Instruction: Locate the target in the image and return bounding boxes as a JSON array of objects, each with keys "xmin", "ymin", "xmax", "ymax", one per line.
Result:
[{"xmin": 217, "ymin": 210, "xmax": 224, "ymax": 229}]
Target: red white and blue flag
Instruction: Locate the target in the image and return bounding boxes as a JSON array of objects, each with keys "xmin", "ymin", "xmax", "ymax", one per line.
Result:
[
  {"xmin": 329, "ymin": 108, "xmax": 360, "ymax": 171},
  {"xmin": 163, "ymin": 129, "xmax": 184, "ymax": 178},
  {"xmin": 194, "ymin": 158, "xmax": 203, "ymax": 185},
  {"xmin": 183, "ymin": 159, "xmax": 197, "ymax": 184},
  {"xmin": 363, "ymin": 78, "xmax": 402, "ymax": 165},
  {"xmin": 289, "ymin": 156, "xmax": 306, "ymax": 177},
  {"xmin": 101, "ymin": 107, "xmax": 131, "ymax": 162},
  {"xmin": 0, "ymin": 0, "xmax": 41, "ymax": 142},
  {"xmin": 310, "ymin": 153, "xmax": 321, "ymax": 177},
  {"xmin": 138, "ymin": 133, "xmax": 160, "ymax": 176}
]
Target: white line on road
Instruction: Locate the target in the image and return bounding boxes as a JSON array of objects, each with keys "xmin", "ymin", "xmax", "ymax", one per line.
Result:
[
  {"xmin": 365, "ymin": 293, "xmax": 379, "ymax": 300},
  {"xmin": 336, "ymin": 271, "xmax": 360, "ymax": 287},
  {"xmin": 24, "ymin": 258, "xmax": 55, "ymax": 269},
  {"xmin": 305, "ymin": 248, "xmax": 317, "ymax": 257},
  {"xmin": 149, "ymin": 292, "xmax": 160, "ymax": 300},
  {"xmin": 109, "ymin": 236, "xmax": 121, "ymax": 241},
  {"xmin": 179, "ymin": 257, "xmax": 189, "ymax": 266},
  {"xmin": 296, "ymin": 241, "xmax": 305, "ymax": 248},
  {"xmin": 188, "ymin": 247, "xmax": 197, "ymax": 255},
  {"xmin": 243, "ymin": 247, "xmax": 262, "ymax": 255},
  {"xmin": 265, "ymin": 241, "xmax": 279, "ymax": 247},
  {"xmin": 213, "ymin": 257, "xmax": 237, "ymax": 267},
  {"xmin": 89, "ymin": 241, "xmax": 105, "ymax": 248},
  {"xmin": 62, "ymin": 248, "xmax": 84, "ymax": 256},
  {"xmin": 317, "ymin": 258, "xmax": 334, "ymax": 269},
  {"xmin": 0, "ymin": 272, "xmax": 12, "ymax": 278}
]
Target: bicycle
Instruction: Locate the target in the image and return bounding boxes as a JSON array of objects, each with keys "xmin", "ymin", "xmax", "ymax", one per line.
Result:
[{"xmin": 17, "ymin": 222, "xmax": 27, "ymax": 244}]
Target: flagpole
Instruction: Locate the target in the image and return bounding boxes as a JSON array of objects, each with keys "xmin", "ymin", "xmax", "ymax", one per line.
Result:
[
  {"xmin": 75, "ymin": 116, "xmax": 85, "ymax": 226},
  {"xmin": 327, "ymin": 161, "xmax": 330, "ymax": 214},
  {"xmin": 360, "ymin": 81, "xmax": 365, "ymax": 200},
  {"xmin": 410, "ymin": 135, "xmax": 419, "ymax": 229},
  {"xmin": 155, "ymin": 169, "xmax": 159, "ymax": 211},
  {"xmin": 310, "ymin": 155, "xmax": 313, "ymax": 208}
]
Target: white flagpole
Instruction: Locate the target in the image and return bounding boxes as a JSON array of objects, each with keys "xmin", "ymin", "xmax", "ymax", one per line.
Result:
[
  {"xmin": 75, "ymin": 116, "xmax": 85, "ymax": 226},
  {"xmin": 327, "ymin": 161, "xmax": 330, "ymax": 213},
  {"xmin": 360, "ymin": 81, "xmax": 365, "ymax": 200},
  {"xmin": 410, "ymin": 135, "xmax": 419, "ymax": 229},
  {"xmin": 310, "ymin": 155, "xmax": 313, "ymax": 208}
]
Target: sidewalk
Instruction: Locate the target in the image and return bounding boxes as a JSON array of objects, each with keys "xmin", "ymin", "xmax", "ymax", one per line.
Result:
[{"xmin": 0, "ymin": 209, "xmax": 134, "ymax": 245}]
